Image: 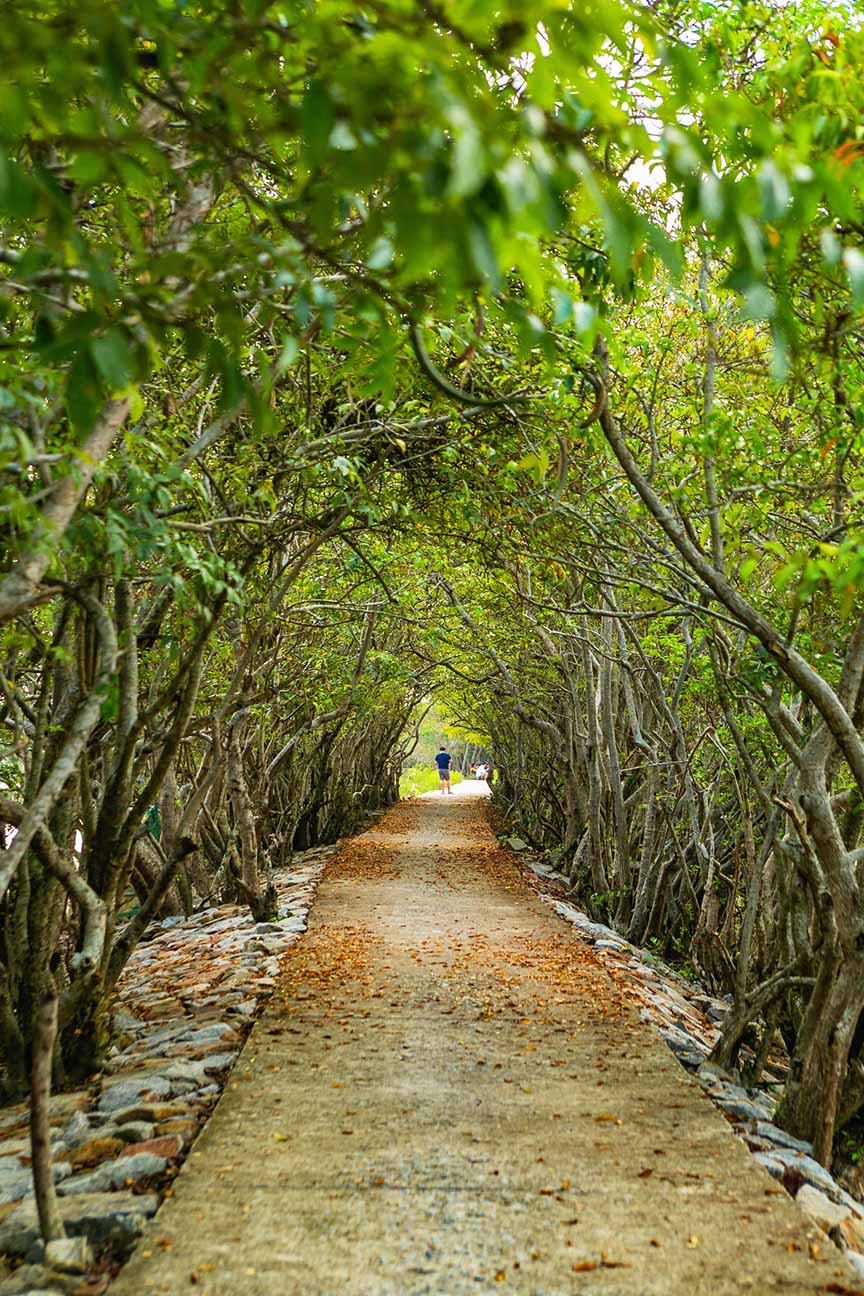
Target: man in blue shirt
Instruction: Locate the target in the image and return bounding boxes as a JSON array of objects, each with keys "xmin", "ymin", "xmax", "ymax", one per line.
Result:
[{"xmin": 435, "ymin": 746, "xmax": 453, "ymax": 795}]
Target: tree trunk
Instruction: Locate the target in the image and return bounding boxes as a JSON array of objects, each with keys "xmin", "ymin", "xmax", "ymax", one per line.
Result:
[{"xmin": 775, "ymin": 949, "xmax": 864, "ymax": 1165}]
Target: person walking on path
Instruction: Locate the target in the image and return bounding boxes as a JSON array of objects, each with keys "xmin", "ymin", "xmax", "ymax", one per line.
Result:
[{"xmin": 435, "ymin": 745, "xmax": 453, "ymax": 795}]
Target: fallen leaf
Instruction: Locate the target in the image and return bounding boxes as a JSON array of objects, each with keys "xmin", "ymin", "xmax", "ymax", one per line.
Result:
[{"xmin": 600, "ymin": 1252, "xmax": 631, "ymax": 1269}]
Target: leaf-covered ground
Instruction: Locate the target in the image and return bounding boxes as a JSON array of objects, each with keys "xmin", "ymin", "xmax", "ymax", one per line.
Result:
[{"xmin": 109, "ymin": 785, "xmax": 860, "ymax": 1295}]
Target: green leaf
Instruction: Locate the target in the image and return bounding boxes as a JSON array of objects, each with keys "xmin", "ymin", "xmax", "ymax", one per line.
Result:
[
  {"xmin": 302, "ymin": 79, "xmax": 335, "ymax": 162},
  {"xmin": 447, "ymin": 105, "xmax": 485, "ymax": 199},
  {"xmin": 467, "ymin": 221, "xmax": 501, "ymax": 291},
  {"xmin": 90, "ymin": 328, "xmax": 137, "ymax": 392},
  {"xmin": 844, "ymin": 248, "xmax": 864, "ymax": 308}
]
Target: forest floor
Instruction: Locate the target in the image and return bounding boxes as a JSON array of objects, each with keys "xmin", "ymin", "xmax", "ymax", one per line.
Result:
[{"xmin": 110, "ymin": 783, "xmax": 860, "ymax": 1296}]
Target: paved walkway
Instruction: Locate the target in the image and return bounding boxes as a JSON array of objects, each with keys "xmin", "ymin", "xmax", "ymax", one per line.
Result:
[{"xmin": 112, "ymin": 784, "xmax": 857, "ymax": 1295}]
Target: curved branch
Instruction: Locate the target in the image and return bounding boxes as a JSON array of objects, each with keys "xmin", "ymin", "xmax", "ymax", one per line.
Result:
[
  {"xmin": 410, "ymin": 323, "xmax": 529, "ymax": 409},
  {"xmin": 0, "ymin": 590, "xmax": 118, "ymax": 903}
]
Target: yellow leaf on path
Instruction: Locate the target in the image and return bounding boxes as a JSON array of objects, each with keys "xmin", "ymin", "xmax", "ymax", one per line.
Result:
[
  {"xmin": 495, "ymin": 1271, "xmax": 506, "ymax": 1282},
  {"xmin": 687, "ymin": 1236, "xmax": 700, "ymax": 1248}
]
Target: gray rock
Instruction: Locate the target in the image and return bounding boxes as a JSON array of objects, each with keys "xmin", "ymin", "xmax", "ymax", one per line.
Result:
[
  {"xmin": 661, "ymin": 1032, "xmax": 708, "ymax": 1070},
  {"xmin": 60, "ymin": 1111, "xmax": 92, "ymax": 1151},
  {"xmin": 753, "ymin": 1147, "xmax": 855, "ymax": 1209},
  {"xmin": 795, "ymin": 1183, "xmax": 850, "ymax": 1232},
  {"xmin": 245, "ymin": 939, "xmax": 282, "ymax": 956},
  {"xmin": 175, "ymin": 1023, "xmax": 234, "ymax": 1048},
  {"xmin": 96, "ymin": 1103, "xmax": 170, "ymax": 1128},
  {"xmin": 58, "ymin": 1151, "xmax": 167, "ymax": 1196},
  {"xmin": 0, "ymin": 1264, "xmax": 80, "ymax": 1294},
  {"xmin": 276, "ymin": 918, "xmax": 307, "ymax": 934},
  {"xmin": 202, "ymin": 1051, "xmax": 237, "ymax": 1074},
  {"xmin": 0, "ymin": 1191, "xmax": 158, "ymax": 1257},
  {"xmin": 662, "ymin": 1025, "xmax": 708, "ymax": 1052},
  {"xmin": 716, "ymin": 1096, "xmax": 768, "ymax": 1124},
  {"xmin": 754, "ymin": 1121, "xmax": 813, "ymax": 1156},
  {"xmin": 108, "ymin": 1121, "xmax": 155, "ymax": 1145},
  {"xmin": 0, "ymin": 1172, "xmax": 32, "ymax": 1206},
  {"xmin": 847, "ymin": 1253, "xmax": 864, "ymax": 1278},
  {"xmin": 112, "ymin": 1010, "xmax": 142, "ymax": 1033},
  {"xmin": 44, "ymin": 1235, "xmax": 92, "ymax": 1273},
  {"xmin": 765, "ymin": 1148, "xmax": 840, "ymax": 1197},
  {"xmin": 97, "ymin": 1075, "xmax": 173, "ymax": 1113},
  {"xmin": 227, "ymin": 1000, "xmax": 256, "ymax": 1017},
  {"xmin": 506, "ymin": 837, "xmax": 529, "ymax": 852},
  {"xmin": 551, "ymin": 902, "xmax": 617, "ymax": 944},
  {"xmin": 157, "ymin": 1060, "xmax": 211, "ymax": 1086},
  {"xmin": 753, "ymin": 1151, "xmax": 785, "ymax": 1182},
  {"xmin": 200, "ymin": 916, "xmax": 250, "ymax": 935},
  {"xmin": 0, "ymin": 1161, "xmax": 71, "ymax": 1207},
  {"xmin": 192, "ymin": 1084, "xmax": 220, "ymax": 1099},
  {"xmin": 595, "ymin": 939, "xmax": 627, "ymax": 953}
]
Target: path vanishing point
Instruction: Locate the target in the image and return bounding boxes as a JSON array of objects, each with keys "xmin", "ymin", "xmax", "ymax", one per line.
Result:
[{"xmin": 112, "ymin": 782, "xmax": 858, "ymax": 1295}]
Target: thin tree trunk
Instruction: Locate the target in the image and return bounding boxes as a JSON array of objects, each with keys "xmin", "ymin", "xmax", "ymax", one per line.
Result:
[{"xmin": 31, "ymin": 990, "xmax": 65, "ymax": 1243}]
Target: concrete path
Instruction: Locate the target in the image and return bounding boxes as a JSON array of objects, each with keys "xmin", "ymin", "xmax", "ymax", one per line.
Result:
[{"xmin": 112, "ymin": 784, "xmax": 858, "ymax": 1295}]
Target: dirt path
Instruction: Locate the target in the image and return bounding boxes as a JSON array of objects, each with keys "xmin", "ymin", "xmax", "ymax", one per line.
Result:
[{"xmin": 112, "ymin": 785, "xmax": 858, "ymax": 1295}]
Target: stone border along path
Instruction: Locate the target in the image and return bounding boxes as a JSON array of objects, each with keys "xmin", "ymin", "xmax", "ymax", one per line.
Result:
[
  {"xmin": 0, "ymin": 844, "xmax": 335, "ymax": 1296},
  {"xmin": 516, "ymin": 854, "xmax": 864, "ymax": 1281},
  {"xmin": 95, "ymin": 781, "xmax": 861, "ymax": 1295}
]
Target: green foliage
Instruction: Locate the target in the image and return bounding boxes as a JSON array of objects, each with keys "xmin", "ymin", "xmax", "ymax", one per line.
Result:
[{"xmin": 399, "ymin": 767, "xmax": 464, "ymax": 798}]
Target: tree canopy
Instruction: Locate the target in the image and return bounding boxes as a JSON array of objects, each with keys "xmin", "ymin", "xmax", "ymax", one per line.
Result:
[{"xmin": 3, "ymin": 0, "xmax": 864, "ymax": 1184}]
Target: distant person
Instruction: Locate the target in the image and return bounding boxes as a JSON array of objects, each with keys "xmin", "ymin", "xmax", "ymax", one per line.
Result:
[
  {"xmin": 435, "ymin": 745, "xmax": 453, "ymax": 795},
  {"xmin": 476, "ymin": 763, "xmax": 488, "ymax": 781}
]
